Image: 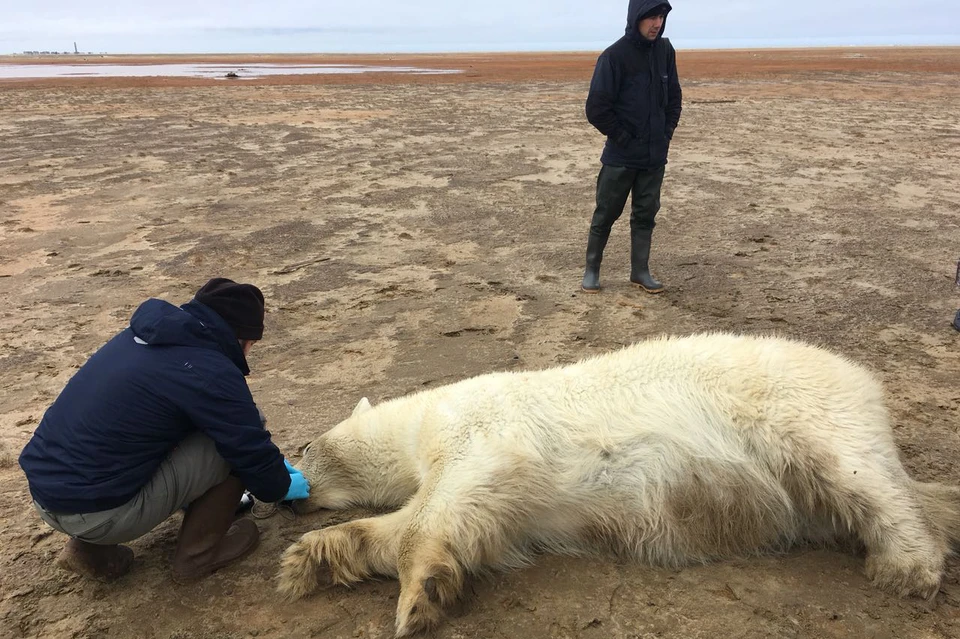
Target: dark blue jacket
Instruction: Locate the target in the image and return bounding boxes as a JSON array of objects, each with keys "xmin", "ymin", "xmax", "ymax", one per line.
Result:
[
  {"xmin": 586, "ymin": 0, "xmax": 683, "ymax": 169},
  {"xmin": 19, "ymin": 298, "xmax": 290, "ymax": 514}
]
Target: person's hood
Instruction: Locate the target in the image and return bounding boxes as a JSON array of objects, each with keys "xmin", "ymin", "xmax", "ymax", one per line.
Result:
[
  {"xmin": 129, "ymin": 298, "xmax": 250, "ymax": 374},
  {"xmin": 626, "ymin": 0, "xmax": 672, "ymax": 41}
]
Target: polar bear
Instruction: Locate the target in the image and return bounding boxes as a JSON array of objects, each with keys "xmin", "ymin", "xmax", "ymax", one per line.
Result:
[{"xmin": 278, "ymin": 333, "xmax": 960, "ymax": 637}]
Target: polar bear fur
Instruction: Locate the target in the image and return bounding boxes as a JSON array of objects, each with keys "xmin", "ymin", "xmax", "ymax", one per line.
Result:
[{"xmin": 278, "ymin": 333, "xmax": 960, "ymax": 637}]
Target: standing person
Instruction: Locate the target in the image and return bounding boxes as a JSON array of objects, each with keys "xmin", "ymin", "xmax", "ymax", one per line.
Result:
[
  {"xmin": 581, "ymin": 0, "xmax": 682, "ymax": 294},
  {"xmin": 19, "ymin": 278, "xmax": 310, "ymax": 583},
  {"xmin": 954, "ymin": 260, "xmax": 960, "ymax": 331}
]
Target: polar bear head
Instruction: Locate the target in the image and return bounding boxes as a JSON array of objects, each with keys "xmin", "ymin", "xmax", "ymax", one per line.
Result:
[{"xmin": 291, "ymin": 397, "xmax": 376, "ymax": 514}]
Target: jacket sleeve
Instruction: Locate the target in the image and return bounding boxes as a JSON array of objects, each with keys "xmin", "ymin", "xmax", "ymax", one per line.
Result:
[
  {"xmin": 182, "ymin": 368, "xmax": 291, "ymax": 502},
  {"xmin": 585, "ymin": 54, "xmax": 629, "ymax": 142},
  {"xmin": 665, "ymin": 42, "xmax": 682, "ymax": 139}
]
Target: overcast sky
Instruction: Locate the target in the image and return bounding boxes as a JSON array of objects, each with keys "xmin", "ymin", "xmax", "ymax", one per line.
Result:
[{"xmin": 1, "ymin": 1, "xmax": 957, "ymax": 53}]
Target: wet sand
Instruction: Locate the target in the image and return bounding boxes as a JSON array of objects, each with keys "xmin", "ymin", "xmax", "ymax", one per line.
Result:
[
  {"xmin": 1, "ymin": 47, "xmax": 959, "ymax": 639},
  {"xmin": 3, "ymin": 46, "xmax": 960, "ymax": 87}
]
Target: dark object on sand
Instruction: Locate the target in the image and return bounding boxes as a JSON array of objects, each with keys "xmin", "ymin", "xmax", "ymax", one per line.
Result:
[
  {"xmin": 236, "ymin": 491, "xmax": 255, "ymax": 514},
  {"xmin": 953, "ymin": 309, "xmax": 960, "ymax": 332},
  {"xmin": 225, "ymin": 71, "xmax": 239, "ymax": 79}
]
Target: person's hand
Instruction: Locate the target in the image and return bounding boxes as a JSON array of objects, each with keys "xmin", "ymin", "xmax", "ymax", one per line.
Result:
[{"xmin": 283, "ymin": 460, "xmax": 310, "ymax": 501}]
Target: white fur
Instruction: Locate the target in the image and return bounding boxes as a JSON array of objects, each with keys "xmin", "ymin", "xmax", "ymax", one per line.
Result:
[{"xmin": 278, "ymin": 333, "xmax": 959, "ymax": 637}]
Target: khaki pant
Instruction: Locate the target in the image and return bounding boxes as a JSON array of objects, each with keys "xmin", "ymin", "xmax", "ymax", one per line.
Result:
[{"xmin": 34, "ymin": 432, "xmax": 231, "ymax": 545}]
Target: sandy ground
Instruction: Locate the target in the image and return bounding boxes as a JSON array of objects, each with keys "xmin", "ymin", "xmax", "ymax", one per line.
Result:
[{"xmin": 1, "ymin": 47, "xmax": 960, "ymax": 638}]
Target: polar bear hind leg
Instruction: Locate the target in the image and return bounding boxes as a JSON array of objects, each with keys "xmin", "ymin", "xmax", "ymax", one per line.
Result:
[{"xmin": 795, "ymin": 454, "xmax": 946, "ymax": 599}]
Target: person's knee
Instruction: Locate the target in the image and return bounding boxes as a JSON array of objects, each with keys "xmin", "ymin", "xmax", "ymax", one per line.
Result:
[
  {"xmin": 630, "ymin": 214, "xmax": 657, "ymax": 231},
  {"xmin": 592, "ymin": 196, "xmax": 628, "ymax": 228},
  {"xmin": 590, "ymin": 216, "xmax": 620, "ymax": 237},
  {"xmin": 630, "ymin": 199, "xmax": 660, "ymax": 230}
]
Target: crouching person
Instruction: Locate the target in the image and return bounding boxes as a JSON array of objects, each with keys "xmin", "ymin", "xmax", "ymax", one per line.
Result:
[{"xmin": 18, "ymin": 278, "xmax": 310, "ymax": 583}]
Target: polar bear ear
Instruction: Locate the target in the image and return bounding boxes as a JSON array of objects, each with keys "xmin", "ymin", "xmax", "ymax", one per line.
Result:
[{"xmin": 351, "ymin": 397, "xmax": 373, "ymax": 417}]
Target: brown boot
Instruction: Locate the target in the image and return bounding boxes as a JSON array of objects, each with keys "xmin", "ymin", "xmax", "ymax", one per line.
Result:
[
  {"xmin": 56, "ymin": 538, "xmax": 134, "ymax": 582},
  {"xmin": 171, "ymin": 476, "xmax": 260, "ymax": 584}
]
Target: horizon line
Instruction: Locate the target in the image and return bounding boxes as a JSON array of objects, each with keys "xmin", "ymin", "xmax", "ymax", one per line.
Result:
[{"xmin": 6, "ymin": 43, "xmax": 960, "ymax": 57}]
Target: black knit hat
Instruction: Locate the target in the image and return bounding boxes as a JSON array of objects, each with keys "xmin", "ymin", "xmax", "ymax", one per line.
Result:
[{"xmin": 194, "ymin": 277, "xmax": 265, "ymax": 340}]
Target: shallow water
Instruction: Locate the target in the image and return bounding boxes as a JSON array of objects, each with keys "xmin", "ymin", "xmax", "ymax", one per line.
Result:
[{"xmin": 0, "ymin": 63, "xmax": 460, "ymax": 80}]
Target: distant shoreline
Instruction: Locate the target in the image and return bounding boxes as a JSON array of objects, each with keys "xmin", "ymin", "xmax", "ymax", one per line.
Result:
[
  {"xmin": 1, "ymin": 47, "xmax": 957, "ymax": 89},
  {"xmin": 4, "ymin": 44, "xmax": 960, "ymax": 59}
]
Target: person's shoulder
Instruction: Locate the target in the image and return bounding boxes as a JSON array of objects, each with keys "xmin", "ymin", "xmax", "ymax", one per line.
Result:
[
  {"xmin": 598, "ymin": 36, "xmax": 634, "ymax": 64},
  {"xmin": 606, "ymin": 35, "xmax": 633, "ymax": 54},
  {"xmin": 179, "ymin": 346, "xmax": 246, "ymax": 384},
  {"xmin": 188, "ymin": 354, "xmax": 251, "ymax": 401},
  {"xmin": 658, "ymin": 37, "xmax": 677, "ymax": 53}
]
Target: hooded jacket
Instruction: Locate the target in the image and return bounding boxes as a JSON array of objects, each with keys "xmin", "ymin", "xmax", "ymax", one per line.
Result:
[
  {"xmin": 586, "ymin": 0, "xmax": 683, "ymax": 169},
  {"xmin": 19, "ymin": 298, "xmax": 291, "ymax": 514}
]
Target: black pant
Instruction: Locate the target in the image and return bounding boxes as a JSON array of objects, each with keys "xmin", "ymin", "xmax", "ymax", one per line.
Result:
[{"xmin": 588, "ymin": 164, "xmax": 665, "ymax": 237}]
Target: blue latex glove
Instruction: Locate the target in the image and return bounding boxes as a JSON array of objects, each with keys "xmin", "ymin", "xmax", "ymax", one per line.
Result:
[{"xmin": 283, "ymin": 459, "xmax": 310, "ymax": 501}]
